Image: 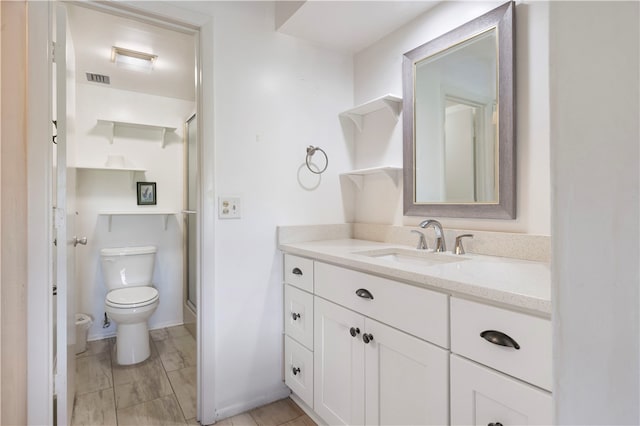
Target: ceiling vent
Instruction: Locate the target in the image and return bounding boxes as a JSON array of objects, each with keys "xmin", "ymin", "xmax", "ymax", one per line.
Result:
[{"xmin": 86, "ymin": 73, "xmax": 110, "ymax": 84}]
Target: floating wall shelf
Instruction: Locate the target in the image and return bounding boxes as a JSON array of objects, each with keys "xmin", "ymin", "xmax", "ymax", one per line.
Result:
[
  {"xmin": 339, "ymin": 94, "xmax": 402, "ymax": 132},
  {"xmin": 340, "ymin": 166, "xmax": 402, "ymax": 190},
  {"xmin": 99, "ymin": 211, "xmax": 175, "ymax": 232},
  {"xmin": 97, "ymin": 119, "xmax": 177, "ymax": 148},
  {"xmin": 76, "ymin": 165, "xmax": 146, "ymax": 186}
]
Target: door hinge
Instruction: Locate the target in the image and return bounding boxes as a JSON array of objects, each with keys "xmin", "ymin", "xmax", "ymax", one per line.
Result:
[
  {"xmin": 51, "ymin": 41, "xmax": 56, "ymax": 63},
  {"xmin": 54, "ymin": 207, "xmax": 65, "ymax": 230}
]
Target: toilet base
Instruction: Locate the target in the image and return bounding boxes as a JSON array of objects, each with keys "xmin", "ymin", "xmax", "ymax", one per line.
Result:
[{"xmin": 115, "ymin": 322, "xmax": 151, "ymax": 365}]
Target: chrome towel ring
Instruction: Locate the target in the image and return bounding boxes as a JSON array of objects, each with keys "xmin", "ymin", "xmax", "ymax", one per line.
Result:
[{"xmin": 306, "ymin": 145, "xmax": 328, "ymax": 174}]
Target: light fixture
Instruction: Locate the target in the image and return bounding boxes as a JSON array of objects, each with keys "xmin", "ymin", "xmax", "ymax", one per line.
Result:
[{"xmin": 111, "ymin": 46, "xmax": 157, "ymax": 71}]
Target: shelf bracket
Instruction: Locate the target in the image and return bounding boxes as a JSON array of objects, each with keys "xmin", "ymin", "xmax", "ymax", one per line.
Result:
[
  {"xmin": 107, "ymin": 121, "xmax": 115, "ymax": 144},
  {"xmin": 342, "ymin": 113, "xmax": 364, "ymax": 132},
  {"xmin": 381, "ymin": 98, "xmax": 402, "ymax": 119},
  {"xmin": 346, "ymin": 174, "xmax": 365, "ymax": 190},
  {"xmin": 107, "ymin": 214, "xmax": 113, "ymax": 232},
  {"xmin": 163, "ymin": 214, "xmax": 169, "ymax": 230},
  {"xmin": 382, "ymin": 168, "xmax": 401, "ymax": 187},
  {"xmin": 161, "ymin": 128, "xmax": 167, "ymax": 148}
]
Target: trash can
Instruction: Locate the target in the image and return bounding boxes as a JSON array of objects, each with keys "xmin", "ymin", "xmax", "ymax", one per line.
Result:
[{"xmin": 75, "ymin": 313, "xmax": 93, "ymax": 354}]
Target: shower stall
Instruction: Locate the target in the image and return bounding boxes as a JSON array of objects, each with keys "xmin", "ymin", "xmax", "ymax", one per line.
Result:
[{"xmin": 183, "ymin": 114, "xmax": 198, "ymax": 333}]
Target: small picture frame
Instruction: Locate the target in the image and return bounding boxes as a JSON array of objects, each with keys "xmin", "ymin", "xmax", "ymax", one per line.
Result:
[{"xmin": 137, "ymin": 182, "xmax": 157, "ymax": 205}]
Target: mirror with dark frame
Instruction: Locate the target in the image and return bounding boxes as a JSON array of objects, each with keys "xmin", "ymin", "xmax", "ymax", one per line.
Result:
[{"xmin": 403, "ymin": 1, "xmax": 515, "ymax": 219}]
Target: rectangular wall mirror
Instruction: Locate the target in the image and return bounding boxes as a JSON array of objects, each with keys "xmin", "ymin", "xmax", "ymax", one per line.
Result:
[{"xmin": 403, "ymin": 1, "xmax": 515, "ymax": 219}]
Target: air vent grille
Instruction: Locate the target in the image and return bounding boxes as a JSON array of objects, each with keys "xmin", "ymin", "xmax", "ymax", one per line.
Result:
[{"xmin": 86, "ymin": 73, "xmax": 110, "ymax": 84}]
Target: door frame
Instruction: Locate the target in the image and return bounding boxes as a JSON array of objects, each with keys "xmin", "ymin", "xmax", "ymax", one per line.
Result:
[{"xmin": 25, "ymin": 2, "xmax": 217, "ymax": 424}]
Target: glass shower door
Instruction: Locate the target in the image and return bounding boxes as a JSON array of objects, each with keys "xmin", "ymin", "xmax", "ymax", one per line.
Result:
[{"xmin": 185, "ymin": 114, "xmax": 197, "ymax": 312}]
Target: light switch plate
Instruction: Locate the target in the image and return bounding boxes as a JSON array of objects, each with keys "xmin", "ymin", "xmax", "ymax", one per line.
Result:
[{"xmin": 218, "ymin": 196, "xmax": 241, "ymax": 219}]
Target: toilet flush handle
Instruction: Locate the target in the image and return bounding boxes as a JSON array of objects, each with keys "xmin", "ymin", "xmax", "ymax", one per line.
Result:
[{"xmin": 73, "ymin": 236, "xmax": 88, "ymax": 247}]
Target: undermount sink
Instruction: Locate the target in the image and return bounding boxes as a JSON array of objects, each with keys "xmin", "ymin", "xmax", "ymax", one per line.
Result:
[{"xmin": 355, "ymin": 248, "xmax": 467, "ymax": 267}]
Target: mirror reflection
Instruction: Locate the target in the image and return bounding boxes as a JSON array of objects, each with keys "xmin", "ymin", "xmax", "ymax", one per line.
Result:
[{"xmin": 414, "ymin": 29, "xmax": 497, "ymax": 203}]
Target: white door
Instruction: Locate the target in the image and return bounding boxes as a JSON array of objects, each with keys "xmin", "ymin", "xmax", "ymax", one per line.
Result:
[
  {"xmin": 54, "ymin": 4, "xmax": 77, "ymax": 425},
  {"xmin": 314, "ymin": 297, "xmax": 365, "ymax": 425},
  {"xmin": 450, "ymin": 355, "xmax": 552, "ymax": 425},
  {"xmin": 364, "ymin": 318, "xmax": 449, "ymax": 425}
]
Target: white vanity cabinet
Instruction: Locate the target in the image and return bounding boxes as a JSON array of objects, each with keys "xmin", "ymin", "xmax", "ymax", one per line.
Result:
[
  {"xmin": 313, "ymin": 263, "xmax": 449, "ymax": 426},
  {"xmin": 450, "ymin": 297, "xmax": 552, "ymax": 425},
  {"xmin": 281, "ymin": 251, "xmax": 552, "ymax": 426}
]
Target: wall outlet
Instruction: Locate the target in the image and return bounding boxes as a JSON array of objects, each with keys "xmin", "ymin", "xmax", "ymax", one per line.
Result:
[{"xmin": 218, "ymin": 196, "xmax": 241, "ymax": 219}]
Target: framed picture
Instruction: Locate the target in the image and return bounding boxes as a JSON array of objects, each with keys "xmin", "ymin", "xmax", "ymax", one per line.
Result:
[{"xmin": 137, "ymin": 182, "xmax": 157, "ymax": 205}]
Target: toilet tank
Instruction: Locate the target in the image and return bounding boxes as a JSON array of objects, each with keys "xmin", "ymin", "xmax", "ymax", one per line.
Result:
[{"xmin": 100, "ymin": 246, "xmax": 156, "ymax": 291}]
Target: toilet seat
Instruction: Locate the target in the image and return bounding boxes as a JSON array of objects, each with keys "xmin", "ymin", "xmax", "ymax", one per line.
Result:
[{"xmin": 106, "ymin": 286, "xmax": 159, "ymax": 308}]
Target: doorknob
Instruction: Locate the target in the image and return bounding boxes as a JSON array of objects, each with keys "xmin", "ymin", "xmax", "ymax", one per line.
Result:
[{"xmin": 72, "ymin": 236, "xmax": 87, "ymax": 247}]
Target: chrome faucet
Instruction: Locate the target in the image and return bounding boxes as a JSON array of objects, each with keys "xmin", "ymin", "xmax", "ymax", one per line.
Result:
[
  {"xmin": 419, "ymin": 219, "xmax": 447, "ymax": 252},
  {"xmin": 410, "ymin": 230, "xmax": 428, "ymax": 250}
]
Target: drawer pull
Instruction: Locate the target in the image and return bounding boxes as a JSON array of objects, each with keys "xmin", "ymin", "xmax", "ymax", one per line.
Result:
[
  {"xmin": 349, "ymin": 327, "xmax": 360, "ymax": 337},
  {"xmin": 292, "ymin": 312, "xmax": 301, "ymax": 320},
  {"xmin": 355, "ymin": 288, "xmax": 374, "ymax": 300},
  {"xmin": 292, "ymin": 267, "xmax": 303, "ymax": 276},
  {"xmin": 363, "ymin": 333, "xmax": 374, "ymax": 344},
  {"xmin": 292, "ymin": 366, "xmax": 301, "ymax": 375},
  {"xmin": 480, "ymin": 330, "xmax": 520, "ymax": 350},
  {"xmin": 488, "ymin": 423, "xmax": 503, "ymax": 426}
]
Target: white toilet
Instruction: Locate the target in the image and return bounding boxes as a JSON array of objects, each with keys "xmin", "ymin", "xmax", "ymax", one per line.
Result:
[{"xmin": 101, "ymin": 246, "xmax": 159, "ymax": 365}]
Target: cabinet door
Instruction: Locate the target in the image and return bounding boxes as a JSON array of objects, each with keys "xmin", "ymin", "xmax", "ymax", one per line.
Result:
[
  {"xmin": 451, "ymin": 355, "xmax": 552, "ymax": 425},
  {"xmin": 365, "ymin": 318, "xmax": 449, "ymax": 426},
  {"xmin": 314, "ymin": 297, "xmax": 365, "ymax": 426}
]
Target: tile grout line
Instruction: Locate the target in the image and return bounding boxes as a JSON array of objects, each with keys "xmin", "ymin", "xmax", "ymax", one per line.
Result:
[
  {"xmin": 152, "ymin": 329, "xmax": 190, "ymax": 424},
  {"xmin": 109, "ymin": 338, "xmax": 119, "ymax": 426}
]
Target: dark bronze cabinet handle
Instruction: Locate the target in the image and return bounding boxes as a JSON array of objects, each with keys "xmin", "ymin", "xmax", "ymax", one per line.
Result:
[
  {"xmin": 292, "ymin": 312, "xmax": 301, "ymax": 320},
  {"xmin": 363, "ymin": 333, "xmax": 374, "ymax": 344},
  {"xmin": 292, "ymin": 366, "xmax": 301, "ymax": 375},
  {"xmin": 488, "ymin": 423, "xmax": 503, "ymax": 426},
  {"xmin": 292, "ymin": 267, "xmax": 303, "ymax": 275},
  {"xmin": 355, "ymin": 288, "xmax": 374, "ymax": 300},
  {"xmin": 480, "ymin": 330, "xmax": 520, "ymax": 350},
  {"xmin": 349, "ymin": 327, "xmax": 360, "ymax": 337}
]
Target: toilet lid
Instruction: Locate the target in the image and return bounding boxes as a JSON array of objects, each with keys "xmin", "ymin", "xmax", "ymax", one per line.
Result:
[{"xmin": 106, "ymin": 287, "xmax": 158, "ymax": 306}]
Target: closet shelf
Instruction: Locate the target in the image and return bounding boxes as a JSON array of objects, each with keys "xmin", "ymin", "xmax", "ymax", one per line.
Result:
[
  {"xmin": 76, "ymin": 166, "xmax": 146, "ymax": 172},
  {"xmin": 76, "ymin": 165, "xmax": 146, "ymax": 185},
  {"xmin": 99, "ymin": 211, "xmax": 175, "ymax": 232},
  {"xmin": 340, "ymin": 166, "xmax": 402, "ymax": 190},
  {"xmin": 339, "ymin": 94, "xmax": 402, "ymax": 132},
  {"xmin": 97, "ymin": 119, "xmax": 177, "ymax": 148}
]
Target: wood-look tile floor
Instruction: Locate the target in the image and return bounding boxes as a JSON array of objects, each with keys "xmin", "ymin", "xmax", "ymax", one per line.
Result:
[{"xmin": 71, "ymin": 325, "xmax": 314, "ymax": 426}]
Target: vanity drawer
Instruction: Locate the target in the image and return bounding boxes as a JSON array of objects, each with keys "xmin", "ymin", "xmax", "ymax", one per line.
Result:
[
  {"xmin": 284, "ymin": 254, "xmax": 314, "ymax": 292},
  {"xmin": 284, "ymin": 284, "xmax": 314, "ymax": 350},
  {"xmin": 314, "ymin": 262, "xmax": 449, "ymax": 348},
  {"xmin": 450, "ymin": 297, "xmax": 552, "ymax": 391},
  {"xmin": 284, "ymin": 335, "xmax": 314, "ymax": 408}
]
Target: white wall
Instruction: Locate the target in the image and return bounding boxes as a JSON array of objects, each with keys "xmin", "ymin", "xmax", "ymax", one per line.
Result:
[
  {"xmin": 353, "ymin": 1, "xmax": 551, "ymax": 234},
  {"xmin": 550, "ymin": 2, "xmax": 639, "ymax": 424},
  {"xmin": 74, "ymin": 83, "xmax": 194, "ymax": 340},
  {"xmin": 135, "ymin": 1, "xmax": 354, "ymax": 417},
  {"xmin": 210, "ymin": 1, "xmax": 353, "ymax": 414}
]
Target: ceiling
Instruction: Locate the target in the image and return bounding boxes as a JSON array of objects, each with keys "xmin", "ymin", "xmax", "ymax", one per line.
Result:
[
  {"xmin": 66, "ymin": 4, "xmax": 196, "ymax": 101},
  {"xmin": 276, "ymin": 1, "xmax": 440, "ymax": 53},
  {"xmin": 66, "ymin": 1, "xmax": 439, "ymax": 100}
]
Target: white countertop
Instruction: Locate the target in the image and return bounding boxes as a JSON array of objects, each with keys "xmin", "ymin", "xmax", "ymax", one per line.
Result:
[{"xmin": 279, "ymin": 239, "xmax": 551, "ymax": 316}]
